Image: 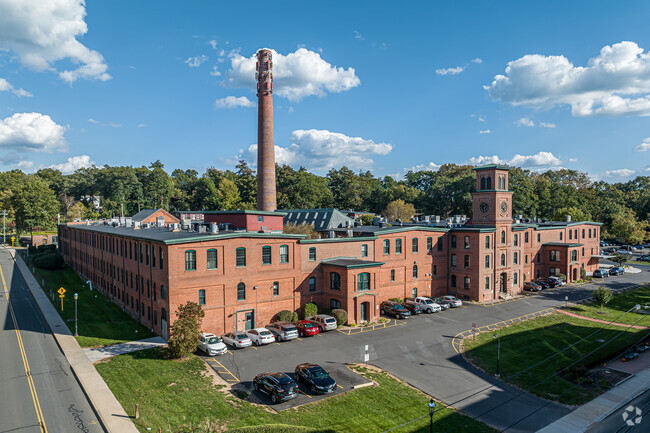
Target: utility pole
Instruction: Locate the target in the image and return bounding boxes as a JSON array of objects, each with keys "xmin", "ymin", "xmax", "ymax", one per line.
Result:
[{"xmin": 1, "ymin": 210, "xmax": 7, "ymax": 248}]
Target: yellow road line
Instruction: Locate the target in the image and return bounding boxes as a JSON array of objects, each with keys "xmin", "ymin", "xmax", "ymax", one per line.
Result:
[
  {"xmin": 211, "ymin": 358, "xmax": 240, "ymax": 382},
  {"xmin": 296, "ymin": 337, "xmax": 302, "ymax": 341},
  {"xmin": 1, "ymin": 263, "xmax": 48, "ymax": 433},
  {"xmin": 336, "ymin": 384, "xmax": 343, "ymax": 389},
  {"xmin": 298, "ymin": 390, "xmax": 312, "ymax": 398}
]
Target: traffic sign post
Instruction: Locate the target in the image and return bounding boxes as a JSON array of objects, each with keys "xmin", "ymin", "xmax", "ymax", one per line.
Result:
[
  {"xmin": 59, "ymin": 293, "xmax": 65, "ymax": 311},
  {"xmin": 57, "ymin": 287, "xmax": 66, "ymax": 296},
  {"xmin": 472, "ymin": 323, "xmax": 477, "ymax": 339}
]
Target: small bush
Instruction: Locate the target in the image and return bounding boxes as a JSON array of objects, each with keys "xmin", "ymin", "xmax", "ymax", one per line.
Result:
[
  {"xmin": 303, "ymin": 302, "xmax": 318, "ymax": 319},
  {"xmin": 33, "ymin": 253, "xmax": 64, "ymax": 270},
  {"xmin": 580, "ymin": 267, "xmax": 587, "ymax": 280},
  {"xmin": 291, "ymin": 312, "xmax": 299, "ymax": 322},
  {"xmin": 332, "ymin": 309, "xmax": 347, "ymax": 325},
  {"xmin": 275, "ymin": 310, "xmax": 294, "ymax": 322},
  {"xmin": 27, "ymin": 245, "xmax": 37, "ymax": 255},
  {"xmin": 389, "ymin": 297, "xmax": 403, "ymax": 303},
  {"xmin": 558, "ymin": 273, "xmax": 567, "ymax": 282}
]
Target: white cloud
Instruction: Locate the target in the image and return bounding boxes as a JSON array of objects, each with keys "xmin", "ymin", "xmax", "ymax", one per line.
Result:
[
  {"xmin": 517, "ymin": 117, "xmax": 535, "ymax": 127},
  {"xmin": 214, "ymin": 96, "xmax": 255, "ymax": 109},
  {"xmin": 225, "ymin": 48, "xmax": 360, "ymax": 102},
  {"xmin": 185, "ymin": 54, "xmax": 208, "ymax": 67},
  {"xmin": 354, "ymin": 30, "xmax": 364, "ymax": 40},
  {"xmin": 468, "ymin": 151, "xmax": 562, "ymax": 168},
  {"xmin": 0, "ymin": 112, "xmax": 67, "ymax": 152},
  {"xmin": 209, "ymin": 40, "xmax": 218, "ymax": 50},
  {"xmin": 569, "ymin": 157, "xmax": 578, "ymax": 162},
  {"xmin": 248, "ymin": 129, "xmax": 392, "ymax": 172},
  {"xmin": 88, "ymin": 118, "xmax": 120, "ymax": 127},
  {"xmin": 209, "ymin": 65, "xmax": 221, "ymax": 76},
  {"xmin": 48, "ymin": 154, "xmax": 94, "ymax": 174},
  {"xmin": 17, "ymin": 160, "xmax": 34, "ymax": 170},
  {"xmin": 539, "ymin": 122, "xmax": 556, "ymax": 128},
  {"xmin": 634, "ymin": 137, "xmax": 650, "ymax": 151},
  {"xmin": 137, "ymin": 124, "xmax": 147, "ymax": 128},
  {"xmin": 486, "ymin": 41, "xmax": 650, "ymax": 117},
  {"xmin": 406, "ymin": 162, "xmax": 440, "ymax": 173},
  {"xmin": 472, "ymin": 58, "xmax": 483, "ymax": 64},
  {"xmin": 645, "ymin": 166, "xmax": 650, "ymax": 172},
  {"xmin": 0, "ymin": 78, "xmax": 32, "ymax": 97},
  {"xmin": 478, "ymin": 115, "xmax": 485, "ymax": 122},
  {"xmin": 479, "ymin": 129, "xmax": 492, "ymax": 134},
  {"xmin": 604, "ymin": 168, "xmax": 635, "ymax": 178},
  {"xmin": 435, "ymin": 66, "xmax": 465, "ymax": 75},
  {"xmin": 0, "ymin": 0, "xmax": 110, "ymax": 83}
]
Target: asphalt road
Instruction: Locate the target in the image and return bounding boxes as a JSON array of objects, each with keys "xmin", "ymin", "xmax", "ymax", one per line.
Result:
[
  {"xmin": 0, "ymin": 249, "xmax": 103, "ymax": 433},
  {"xmin": 586, "ymin": 388, "xmax": 650, "ymax": 433},
  {"xmin": 210, "ymin": 261, "xmax": 650, "ymax": 433}
]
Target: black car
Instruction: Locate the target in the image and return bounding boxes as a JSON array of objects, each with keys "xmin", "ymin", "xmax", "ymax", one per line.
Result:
[
  {"xmin": 401, "ymin": 301, "xmax": 423, "ymax": 315},
  {"xmin": 294, "ymin": 363, "xmax": 337, "ymax": 394},
  {"xmin": 539, "ymin": 278, "xmax": 559, "ymax": 288},
  {"xmin": 621, "ymin": 351, "xmax": 639, "ymax": 362},
  {"xmin": 380, "ymin": 301, "xmax": 412, "ymax": 319},
  {"xmin": 636, "ymin": 343, "xmax": 649, "ymax": 353},
  {"xmin": 638, "ymin": 255, "xmax": 650, "ymax": 262},
  {"xmin": 253, "ymin": 372, "xmax": 299, "ymax": 404},
  {"xmin": 533, "ymin": 279, "xmax": 550, "ymax": 289}
]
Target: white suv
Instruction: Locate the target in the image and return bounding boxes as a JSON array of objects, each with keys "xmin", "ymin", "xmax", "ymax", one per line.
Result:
[
  {"xmin": 198, "ymin": 332, "xmax": 227, "ymax": 356},
  {"xmin": 308, "ymin": 314, "xmax": 338, "ymax": 332},
  {"xmin": 413, "ymin": 297, "xmax": 442, "ymax": 313}
]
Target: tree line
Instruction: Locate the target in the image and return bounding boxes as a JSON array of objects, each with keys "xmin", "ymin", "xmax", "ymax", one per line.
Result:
[{"xmin": 0, "ymin": 160, "xmax": 648, "ymax": 243}]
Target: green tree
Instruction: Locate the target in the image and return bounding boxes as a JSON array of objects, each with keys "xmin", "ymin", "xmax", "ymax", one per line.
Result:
[
  {"xmin": 192, "ymin": 177, "xmax": 219, "ymax": 210},
  {"xmin": 145, "ymin": 160, "xmax": 174, "ymax": 209},
  {"xmin": 12, "ymin": 176, "xmax": 59, "ymax": 235},
  {"xmin": 611, "ymin": 253, "xmax": 629, "ymax": 267},
  {"xmin": 167, "ymin": 301, "xmax": 205, "ymax": 359},
  {"xmin": 593, "ymin": 287, "xmax": 613, "ymax": 314},
  {"xmin": 234, "ymin": 160, "xmax": 257, "ymax": 208},
  {"xmin": 609, "ymin": 207, "xmax": 649, "ymax": 244},
  {"xmin": 216, "ymin": 178, "xmax": 241, "ymax": 210},
  {"xmin": 509, "ymin": 167, "xmax": 538, "ymax": 218},
  {"xmin": 283, "ymin": 223, "xmax": 318, "ymax": 239},
  {"xmin": 383, "ymin": 199, "xmax": 416, "ymax": 221},
  {"xmin": 552, "ymin": 207, "xmax": 593, "ymax": 222},
  {"xmin": 68, "ymin": 202, "xmax": 86, "ymax": 221}
]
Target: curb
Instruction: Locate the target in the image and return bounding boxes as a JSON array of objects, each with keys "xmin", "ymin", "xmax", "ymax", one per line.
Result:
[{"xmin": 11, "ymin": 250, "xmax": 139, "ymax": 433}]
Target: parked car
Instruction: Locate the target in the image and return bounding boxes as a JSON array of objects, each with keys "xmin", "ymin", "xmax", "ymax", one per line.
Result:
[
  {"xmin": 222, "ymin": 331, "xmax": 252, "ymax": 349},
  {"xmin": 439, "ymin": 295, "xmax": 463, "ymax": 308},
  {"xmin": 638, "ymin": 255, "xmax": 650, "ymax": 262},
  {"xmin": 433, "ymin": 298, "xmax": 451, "ymax": 310},
  {"xmin": 548, "ymin": 276, "xmax": 565, "ymax": 286},
  {"xmin": 295, "ymin": 363, "xmax": 337, "ymax": 394},
  {"xmin": 412, "ymin": 296, "xmax": 442, "ymax": 313},
  {"xmin": 307, "ymin": 314, "xmax": 338, "ymax": 332},
  {"xmin": 631, "ymin": 245, "xmax": 643, "ymax": 252},
  {"xmin": 635, "ymin": 342, "xmax": 649, "ymax": 353},
  {"xmin": 253, "ymin": 372, "xmax": 299, "ymax": 404},
  {"xmin": 266, "ymin": 322, "xmax": 299, "ymax": 342},
  {"xmin": 198, "ymin": 332, "xmax": 227, "ymax": 356},
  {"xmin": 539, "ymin": 278, "xmax": 559, "ymax": 288},
  {"xmin": 380, "ymin": 301, "xmax": 412, "ymax": 319},
  {"xmin": 593, "ymin": 269, "xmax": 609, "ymax": 278},
  {"xmin": 523, "ymin": 282, "xmax": 542, "ymax": 292},
  {"xmin": 621, "ymin": 351, "xmax": 639, "ymax": 362},
  {"xmin": 616, "ymin": 249, "xmax": 632, "ymax": 255},
  {"xmin": 293, "ymin": 320, "xmax": 320, "ymax": 337},
  {"xmin": 533, "ymin": 279, "xmax": 550, "ymax": 289},
  {"xmin": 246, "ymin": 328, "xmax": 276, "ymax": 346},
  {"xmin": 609, "ymin": 266, "xmax": 625, "ymax": 276},
  {"xmin": 401, "ymin": 300, "xmax": 423, "ymax": 314}
]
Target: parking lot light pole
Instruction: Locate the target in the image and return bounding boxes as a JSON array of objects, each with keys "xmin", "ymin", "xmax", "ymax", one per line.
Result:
[
  {"xmin": 428, "ymin": 398, "xmax": 436, "ymax": 433},
  {"xmin": 493, "ymin": 331, "xmax": 500, "ymax": 377},
  {"xmin": 74, "ymin": 293, "xmax": 79, "ymax": 336}
]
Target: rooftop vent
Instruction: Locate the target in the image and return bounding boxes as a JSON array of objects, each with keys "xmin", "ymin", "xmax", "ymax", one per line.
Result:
[
  {"xmin": 210, "ymin": 223, "xmax": 218, "ymax": 234},
  {"xmin": 566, "ymin": 215, "xmax": 572, "ymax": 222}
]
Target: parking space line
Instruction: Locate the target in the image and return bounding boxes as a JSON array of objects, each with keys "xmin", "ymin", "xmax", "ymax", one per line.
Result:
[
  {"xmin": 210, "ymin": 358, "xmax": 240, "ymax": 382},
  {"xmin": 275, "ymin": 342, "xmax": 281, "ymax": 345},
  {"xmin": 298, "ymin": 390, "xmax": 312, "ymax": 398},
  {"xmin": 296, "ymin": 337, "xmax": 302, "ymax": 341},
  {"xmin": 251, "ymin": 346, "xmax": 258, "ymax": 350},
  {"xmin": 337, "ymin": 318, "xmax": 406, "ymax": 336},
  {"xmin": 227, "ymin": 350, "xmax": 233, "ymax": 355},
  {"xmin": 336, "ymin": 384, "xmax": 343, "ymax": 389}
]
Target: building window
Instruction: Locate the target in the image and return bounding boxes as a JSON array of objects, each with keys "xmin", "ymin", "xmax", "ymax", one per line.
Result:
[
  {"xmin": 464, "ymin": 236, "xmax": 470, "ymax": 249},
  {"xmin": 433, "ymin": 265, "xmax": 437, "ymax": 276},
  {"xmin": 582, "ymin": 229, "xmax": 585, "ymax": 239},
  {"xmin": 514, "ymin": 234, "xmax": 518, "ymax": 246},
  {"xmin": 185, "ymin": 250, "xmax": 196, "ymax": 271},
  {"xmin": 280, "ymin": 245, "xmax": 289, "ymax": 263},
  {"xmin": 464, "ymin": 277, "xmax": 470, "ymax": 290},
  {"xmin": 451, "ymin": 254, "xmax": 457, "ymax": 267},
  {"xmin": 481, "ymin": 177, "xmax": 486, "ymax": 190},
  {"xmin": 514, "ymin": 252, "xmax": 518, "ymax": 264},
  {"xmin": 361, "ymin": 244, "xmax": 368, "ymax": 257},
  {"xmin": 572, "ymin": 250, "xmax": 577, "ymax": 261},
  {"xmin": 159, "ymin": 247, "xmax": 164, "ymax": 270},
  {"xmin": 464, "ymin": 255, "xmax": 470, "ymax": 268},
  {"xmin": 525, "ymin": 255, "xmax": 528, "ymax": 264},
  {"xmin": 513, "ymin": 272, "xmax": 518, "ymax": 284},
  {"xmin": 273, "ymin": 281, "xmax": 279, "ymax": 296},
  {"xmin": 589, "ymin": 228, "xmax": 592, "ymax": 238},
  {"xmin": 412, "ymin": 287, "xmax": 418, "ymax": 298},
  {"xmin": 390, "ymin": 269, "xmax": 395, "ymax": 281},
  {"xmin": 427, "ymin": 237, "xmax": 433, "ymax": 252},
  {"xmin": 236, "ymin": 247, "xmax": 246, "ymax": 267},
  {"xmin": 537, "ymin": 233, "xmax": 541, "ymax": 243},
  {"xmin": 161, "ymin": 285, "xmax": 167, "ymax": 300},
  {"xmin": 582, "ymin": 247, "xmax": 584, "ymax": 257},
  {"xmin": 207, "ymin": 249, "xmax": 218, "ymax": 269},
  {"xmin": 525, "ymin": 232, "xmax": 529, "ymax": 244},
  {"xmin": 258, "ymin": 215, "xmax": 264, "ymax": 222},
  {"xmin": 140, "ymin": 244, "xmax": 143, "ymax": 263},
  {"xmin": 485, "ymin": 255, "xmax": 490, "ymax": 268},
  {"xmin": 451, "ymin": 236, "xmax": 457, "ymax": 248},
  {"xmin": 501, "ymin": 230, "xmax": 506, "ymax": 244},
  {"xmin": 146, "ymin": 245, "xmax": 150, "ymax": 265},
  {"xmin": 309, "ymin": 247, "xmax": 316, "ymax": 261},
  {"xmin": 550, "ymin": 250, "xmax": 560, "ymax": 262},
  {"xmin": 485, "ymin": 276, "xmax": 490, "ymax": 290},
  {"xmin": 198, "ymin": 289, "xmax": 206, "ymax": 305},
  {"xmin": 451, "ymin": 275, "xmax": 457, "ymax": 288},
  {"xmin": 396, "ymin": 239, "xmax": 402, "ymax": 254},
  {"xmin": 330, "ymin": 299, "xmax": 341, "ymax": 310},
  {"xmin": 412, "ymin": 238, "xmax": 419, "ymax": 253},
  {"xmin": 412, "ymin": 265, "xmax": 418, "ymax": 279},
  {"xmin": 237, "ymin": 283, "xmax": 245, "ymax": 301},
  {"xmin": 485, "ymin": 236, "xmax": 490, "ymax": 249},
  {"xmin": 501, "ymin": 253, "xmax": 506, "ymax": 267},
  {"xmin": 309, "ymin": 277, "xmax": 316, "ymax": 292},
  {"xmin": 437, "ymin": 238, "xmax": 443, "ymax": 251},
  {"xmin": 357, "ymin": 273, "xmax": 370, "ymax": 291},
  {"xmin": 487, "ymin": 177, "xmax": 492, "ymax": 189},
  {"xmin": 560, "ymin": 232, "xmax": 563, "ymax": 241},
  {"xmin": 330, "ymin": 272, "xmax": 341, "ymax": 290},
  {"xmin": 383, "ymin": 239, "xmax": 390, "ymax": 255},
  {"xmin": 262, "ymin": 246, "xmax": 272, "ymax": 265}
]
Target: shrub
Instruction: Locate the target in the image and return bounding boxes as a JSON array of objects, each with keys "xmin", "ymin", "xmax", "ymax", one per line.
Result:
[
  {"xmin": 275, "ymin": 310, "xmax": 294, "ymax": 322},
  {"xmin": 332, "ymin": 309, "xmax": 347, "ymax": 326},
  {"xmin": 167, "ymin": 301, "xmax": 205, "ymax": 359},
  {"xmin": 33, "ymin": 252, "xmax": 64, "ymax": 270},
  {"xmin": 558, "ymin": 273, "xmax": 567, "ymax": 282},
  {"xmin": 593, "ymin": 287, "xmax": 613, "ymax": 313},
  {"xmin": 302, "ymin": 302, "xmax": 318, "ymax": 319},
  {"xmin": 291, "ymin": 311, "xmax": 299, "ymax": 322},
  {"xmin": 27, "ymin": 245, "xmax": 37, "ymax": 255},
  {"xmin": 389, "ymin": 297, "xmax": 403, "ymax": 303},
  {"xmin": 580, "ymin": 267, "xmax": 587, "ymax": 280}
]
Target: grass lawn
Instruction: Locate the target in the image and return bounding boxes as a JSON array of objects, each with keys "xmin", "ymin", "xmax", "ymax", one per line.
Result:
[
  {"xmin": 96, "ymin": 347, "xmax": 494, "ymax": 433},
  {"xmin": 463, "ymin": 312, "xmax": 648, "ymax": 406},
  {"xmin": 21, "ymin": 253, "xmax": 154, "ymax": 347},
  {"xmin": 565, "ymin": 285, "xmax": 650, "ymax": 325}
]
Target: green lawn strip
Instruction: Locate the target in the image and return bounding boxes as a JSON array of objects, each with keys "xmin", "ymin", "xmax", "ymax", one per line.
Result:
[
  {"xmin": 21, "ymin": 254, "xmax": 154, "ymax": 347},
  {"xmin": 625, "ymin": 261, "xmax": 650, "ymax": 266},
  {"xmin": 96, "ymin": 348, "xmax": 494, "ymax": 433},
  {"xmin": 463, "ymin": 313, "xmax": 648, "ymax": 406},
  {"xmin": 565, "ymin": 285, "xmax": 650, "ymax": 326}
]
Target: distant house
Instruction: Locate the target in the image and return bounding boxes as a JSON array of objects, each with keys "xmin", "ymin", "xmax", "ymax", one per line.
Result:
[
  {"xmin": 131, "ymin": 209, "xmax": 180, "ymax": 226},
  {"xmin": 281, "ymin": 208, "xmax": 354, "ymax": 232},
  {"xmin": 173, "ymin": 211, "xmax": 205, "ymax": 224}
]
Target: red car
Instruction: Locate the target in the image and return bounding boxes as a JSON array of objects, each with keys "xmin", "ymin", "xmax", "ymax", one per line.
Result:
[{"xmin": 294, "ymin": 320, "xmax": 320, "ymax": 337}]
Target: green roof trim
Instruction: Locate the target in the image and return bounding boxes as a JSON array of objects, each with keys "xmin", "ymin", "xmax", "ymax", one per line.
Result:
[
  {"xmin": 450, "ymin": 227, "xmax": 497, "ymax": 233},
  {"xmin": 299, "ymin": 236, "xmax": 378, "ymax": 244},
  {"xmin": 202, "ymin": 210, "xmax": 287, "ymax": 216},
  {"xmin": 163, "ymin": 232, "xmax": 304, "ymax": 245},
  {"xmin": 472, "ymin": 164, "xmax": 512, "ymax": 171},
  {"xmin": 326, "ymin": 262, "xmax": 384, "ymax": 270},
  {"xmin": 374, "ymin": 226, "xmax": 449, "ymax": 234}
]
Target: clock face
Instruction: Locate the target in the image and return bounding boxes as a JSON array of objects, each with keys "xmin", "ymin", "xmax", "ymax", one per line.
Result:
[
  {"xmin": 479, "ymin": 202, "xmax": 489, "ymax": 214},
  {"xmin": 500, "ymin": 201, "xmax": 508, "ymax": 215}
]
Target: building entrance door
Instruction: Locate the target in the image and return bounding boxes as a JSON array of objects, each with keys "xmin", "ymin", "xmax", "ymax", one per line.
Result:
[
  {"xmin": 236, "ymin": 310, "xmax": 255, "ymax": 331},
  {"xmin": 360, "ymin": 302, "xmax": 369, "ymax": 322},
  {"xmin": 245, "ymin": 311, "xmax": 254, "ymax": 330},
  {"xmin": 161, "ymin": 308, "xmax": 168, "ymax": 340},
  {"xmin": 572, "ymin": 268, "xmax": 577, "ymax": 282},
  {"xmin": 500, "ymin": 273, "xmax": 507, "ymax": 293}
]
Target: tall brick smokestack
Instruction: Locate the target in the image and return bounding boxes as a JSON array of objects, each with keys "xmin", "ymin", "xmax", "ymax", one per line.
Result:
[{"xmin": 256, "ymin": 49, "xmax": 277, "ymax": 212}]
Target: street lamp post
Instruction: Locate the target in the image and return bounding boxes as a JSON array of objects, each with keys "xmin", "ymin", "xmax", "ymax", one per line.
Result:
[
  {"xmin": 428, "ymin": 398, "xmax": 436, "ymax": 433},
  {"xmin": 493, "ymin": 331, "xmax": 501, "ymax": 377},
  {"xmin": 74, "ymin": 293, "xmax": 79, "ymax": 336}
]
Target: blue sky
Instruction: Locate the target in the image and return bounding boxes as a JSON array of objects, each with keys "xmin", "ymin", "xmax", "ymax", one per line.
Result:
[{"xmin": 1, "ymin": 1, "xmax": 650, "ymax": 181}]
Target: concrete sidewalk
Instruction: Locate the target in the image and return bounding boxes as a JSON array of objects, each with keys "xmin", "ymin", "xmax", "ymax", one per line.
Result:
[
  {"xmin": 84, "ymin": 336, "xmax": 166, "ymax": 363},
  {"xmin": 11, "ymin": 249, "xmax": 139, "ymax": 433}
]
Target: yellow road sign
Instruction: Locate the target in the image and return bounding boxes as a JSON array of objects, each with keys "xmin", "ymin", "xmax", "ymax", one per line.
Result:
[
  {"xmin": 10, "ymin": 236, "xmax": 14, "ymax": 241},
  {"xmin": 57, "ymin": 287, "xmax": 66, "ymax": 295}
]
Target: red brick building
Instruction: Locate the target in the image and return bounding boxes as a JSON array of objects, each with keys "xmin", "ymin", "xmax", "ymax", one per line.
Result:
[{"xmin": 58, "ymin": 165, "xmax": 600, "ymax": 339}]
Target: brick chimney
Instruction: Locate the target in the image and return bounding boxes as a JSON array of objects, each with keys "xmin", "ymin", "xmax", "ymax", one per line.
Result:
[{"xmin": 256, "ymin": 49, "xmax": 277, "ymax": 212}]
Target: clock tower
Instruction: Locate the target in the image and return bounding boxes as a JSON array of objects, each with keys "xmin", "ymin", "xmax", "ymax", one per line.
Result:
[{"xmin": 471, "ymin": 165, "xmax": 513, "ymax": 226}]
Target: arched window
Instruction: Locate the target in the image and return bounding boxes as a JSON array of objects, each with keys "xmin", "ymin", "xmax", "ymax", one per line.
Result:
[
  {"xmin": 514, "ymin": 252, "xmax": 518, "ymax": 264},
  {"xmin": 485, "ymin": 276, "xmax": 490, "ymax": 290},
  {"xmin": 237, "ymin": 283, "xmax": 245, "ymax": 301},
  {"xmin": 451, "ymin": 235, "xmax": 457, "ymax": 248},
  {"xmin": 412, "ymin": 238, "xmax": 419, "ymax": 253},
  {"xmin": 161, "ymin": 308, "xmax": 167, "ymax": 321},
  {"xmin": 451, "ymin": 254, "xmax": 457, "ymax": 267},
  {"xmin": 262, "ymin": 246, "xmax": 272, "ymax": 264},
  {"xmin": 198, "ymin": 289, "xmax": 206, "ymax": 305},
  {"xmin": 395, "ymin": 239, "xmax": 402, "ymax": 254},
  {"xmin": 383, "ymin": 239, "xmax": 390, "ymax": 255},
  {"xmin": 330, "ymin": 272, "xmax": 341, "ymax": 290},
  {"xmin": 357, "ymin": 273, "xmax": 370, "ymax": 291},
  {"xmin": 501, "ymin": 253, "xmax": 506, "ymax": 267},
  {"xmin": 480, "ymin": 177, "xmax": 486, "ymax": 190},
  {"xmin": 501, "ymin": 230, "xmax": 506, "ymax": 244},
  {"xmin": 412, "ymin": 265, "xmax": 418, "ymax": 279},
  {"xmin": 207, "ymin": 249, "xmax": 218, "ymax": 269},
  {"xmin": 236, "ymin": 247, "xmax": 246, "ymax": 267},
  {"xmin": 486, "ymin": 176, "xmax": 492, "ymax": 189},
  {"xmin": 159, "ymin": 246, "xmax": 164, "ymax": 269},
  {"xmin": 309, "ymin": 247, "xmax": 316, "ymax": 261},
  {"xmin": 514, "ymin": 234, "xmax": 518, "ymax": 246},
  {"xmin": 464, "ymin": 255, "xmax": 470, "ymax": 268},
  {"xmin": 330, "ymin": 299, "xmax": 341, "ymax": 309},
  {"xmin": 280, "ymin": 245, "xmax": 289, "ymax": 263},
  {"xmin": 185, "ymin": 250, "xmax": 196, "ymax": 271}
]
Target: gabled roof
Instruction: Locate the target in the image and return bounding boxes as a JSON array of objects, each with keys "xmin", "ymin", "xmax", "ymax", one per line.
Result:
[
  {"xmin": 280, "ymin": 208, "xmax": 353, "ymax": 231},
  {"xmin": 131, "ymin": 209, "xmax": 159, "ymax": 222}
]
